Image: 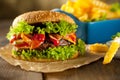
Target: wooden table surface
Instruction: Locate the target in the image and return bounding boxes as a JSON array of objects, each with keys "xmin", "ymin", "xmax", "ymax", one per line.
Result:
[{"xmin": 0, "ymin": 20, "xmax": 120, "ymax": 80}]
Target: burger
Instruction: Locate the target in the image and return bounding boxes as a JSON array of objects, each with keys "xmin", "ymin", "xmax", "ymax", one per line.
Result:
[{"xmin": 6, "ymin": 11, "xmax": 85, "ymax": 62}]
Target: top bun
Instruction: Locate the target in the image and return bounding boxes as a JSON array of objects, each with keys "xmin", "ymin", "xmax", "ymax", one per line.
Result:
[{"xmin": 12, "ymin": 10, "xmax": 75, "ymax": 26}]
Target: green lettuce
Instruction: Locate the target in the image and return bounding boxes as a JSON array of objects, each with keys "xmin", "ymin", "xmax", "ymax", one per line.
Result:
[
  {"xmin": 44, "ymin": 20, "xmax": 78, "ymax": 36},
  {"xmin": 76, "ymin": 39, "xmax": 85, "ymax": 55},
  {"xmin": 7, "ymin": 20, "xmax": 78, "ymax": 40},
  {"xmin": 112, "ymin": 32, "xmax": 120, "ymax": 39},
  {"xmin": 12, "ymin": 39, "xmax": 85, "ymax": 60},
  {"xmin": 86, "ymin": 13, "xmax": 107, "ymax": 22},
  {"xmin": 7, "ymin": 21, "xmax": 34, "ymax": 40},
  {"xmin": 110, "ymin": 3, "xmax": 120, "ymax": 12}
]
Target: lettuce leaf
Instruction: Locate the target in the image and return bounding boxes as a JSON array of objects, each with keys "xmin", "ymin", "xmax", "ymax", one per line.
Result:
[
  {"xmin": 12, "ymin": 39, "xmax": 85, "ymax": 60},
  {"xmin": 110, "ymin": 3, "xmax": 120, "ymax": 12},
  {"xmin": 86, "ymin": 13, "xmax": 107, "ymax": 22},
  {"xmin": 7, "ymin": 21, "xmax": 34, "ymax": 40},
  {"xmin": 35, "ymin": 20, "xmax": 78, "ymax": 36},
  {"xmin": 7, "ymin": 20, "xmax": 78, "ymax": 40},
  {"xmin": 112, "ymin": 32, "xmax": 120, "ymax": 39},
  {"xmin": 76, "ymin": 39, "xmax": 85, "ymax": 55},
  {"xmin": 44, "ymin": 20, "xmax": 78, "ymax": 36}
]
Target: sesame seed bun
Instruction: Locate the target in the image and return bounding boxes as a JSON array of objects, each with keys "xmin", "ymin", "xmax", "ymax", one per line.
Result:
[{"xmin": 12, "ymin": 10, "xmax": 75, "ymax": 26}]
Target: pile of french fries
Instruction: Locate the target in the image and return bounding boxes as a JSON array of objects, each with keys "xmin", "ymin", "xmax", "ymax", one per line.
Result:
[{"xmin": 61, "ymin": 0, "xmax": 120, "ymax": 22}]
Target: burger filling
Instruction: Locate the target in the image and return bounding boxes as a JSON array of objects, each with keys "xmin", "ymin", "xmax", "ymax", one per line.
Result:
[{"xmin": 7, "ymin": 20, "xmax": 85, "ymax": 60}]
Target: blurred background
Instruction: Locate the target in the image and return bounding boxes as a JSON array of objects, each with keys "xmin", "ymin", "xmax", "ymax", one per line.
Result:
[
  {"xmin": 0, "ymin": 0, "xmax": 120, "ymax": 20},
  {"xmin": 0, "ymin": 0, "xmax": 66, "ymax": 20}
]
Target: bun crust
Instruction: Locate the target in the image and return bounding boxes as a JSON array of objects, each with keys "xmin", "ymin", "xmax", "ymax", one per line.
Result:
[
  {"xmin": 12, "ymin": 52, "xmax": 79, "ymax": 62},
  {"xmin": 12, "ymin": 10, "xmax": 75, "ymax": 26}
]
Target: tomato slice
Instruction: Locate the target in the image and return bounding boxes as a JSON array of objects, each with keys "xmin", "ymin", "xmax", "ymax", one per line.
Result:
[
  {"xmin": 64, "ymin": 33, "xmax": 76, "ymax": 44},
  {"xmin": 13, "ymin": 33, "xmax": 45, "ymax": 49},
  {"xmin": 50, "ymin": 37, "xmax": 59, "ymax": 46},
  {"xmin": 31, "ymin": 34, "xmax": 45, "ymax": 49},
  {"xmin": 49, "ymin": 34, "xmax": 61, "ymax": 46},
  {"xmin": 30, "ymin": 40, "xmax": 42, "ymax": 49}
]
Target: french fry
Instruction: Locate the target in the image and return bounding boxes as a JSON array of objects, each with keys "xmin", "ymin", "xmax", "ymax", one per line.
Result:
[
  {"xmin": 103, "ymin": 37, "xmax": 120, "ymax": 64},
  {"xmin": 91, "ymin": 0, "xmax": 110, "ymax": 9},
  {"xmin": 89, "ymin": 43, "xmax": 108, "ymax": 53},
  {"xmin": 61, "ymin": 0, "xmax": 112, "ymax": 22}
]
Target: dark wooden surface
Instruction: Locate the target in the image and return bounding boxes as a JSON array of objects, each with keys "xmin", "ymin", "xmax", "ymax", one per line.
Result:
[
  {"xmin": 0, "ymin": 20, "xmax": 43, "ymax": 80},
  {"xmin": 44, "ymin": 59, "xmax": 120, "ymax": 80},
  {"xmin": 0, "ymin": 20, "xmax": 120, "ymax": 80}
]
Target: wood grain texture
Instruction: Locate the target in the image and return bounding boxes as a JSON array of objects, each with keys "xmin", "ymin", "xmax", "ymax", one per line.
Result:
[
  {"xmin": 0, "ymin": 58, "xmax": 43, "ymax": 80},
  {"xmin": 44, "ymin": 58, "xmax": 120, "ymax": 80}
]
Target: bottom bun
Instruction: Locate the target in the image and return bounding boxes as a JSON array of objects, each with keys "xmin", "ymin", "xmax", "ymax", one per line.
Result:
[
  {"xmin": 12, "ymin": 52, "xmax": 79, "ymax": 62},
  {"xmin": 0, "ymin": 44, "xmax": 103, "ymax": 73}
]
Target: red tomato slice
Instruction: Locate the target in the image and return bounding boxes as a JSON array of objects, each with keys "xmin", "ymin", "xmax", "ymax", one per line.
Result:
[
  {"xmin": 50, "ymin": 37, "xmax": 59, "ymax": 46},
  {"xmin": 31, "ymin": 40, "xmax": 42, "ymax": 49},
  {"xmin": 13, "ymin": 33, "xmax": 45, "ymax": 49},
  {"xmin": 32, "ymin": 34, "xmax": 45, "ymax": 41},
  {"xmin": 31, "ymin": 34, "xmax": 45, "ymax": 49},
  {"xmin": 49, "ymin": 34, "xmax": 61, "ymax": 46}
]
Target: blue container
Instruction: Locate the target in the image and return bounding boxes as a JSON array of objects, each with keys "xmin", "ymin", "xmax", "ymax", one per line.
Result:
[
  {"xmin": 87, "ymin": 20, "xmax": 120, "ymax": 44},
  {"xmin": 52, "ymin": 9, "xmax": 120, "ymax": 44}
]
